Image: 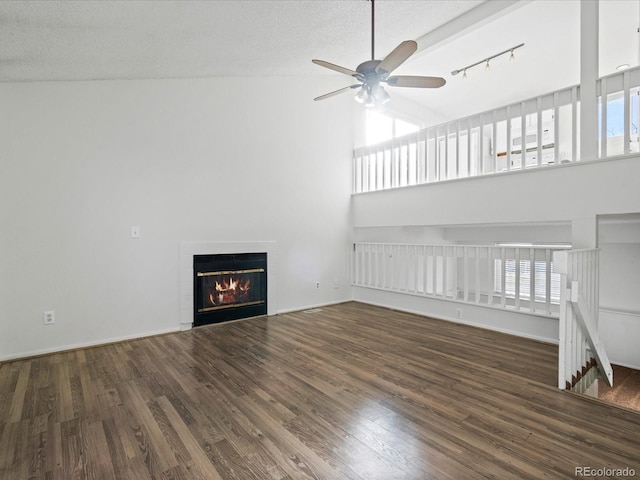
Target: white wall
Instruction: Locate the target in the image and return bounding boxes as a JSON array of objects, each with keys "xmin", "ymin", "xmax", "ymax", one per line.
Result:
[
  {"xmin": 0, "ymin": 75, "xmax": 354, "ymax": 360},
  {"xmin": 352, "ymin": 226, "xmax": 446, "ymax": 244},
  {"xmin": 352, "ymin": 156, "xmax": 640, "ymax": 228},
  {"xmin": 598, "ymin": 219, "xmax": 640, "ymax": 368},
  {"xmin": 351, "ymin": 158, "xmax": 640, "ymax": 367},
  {"xmin": 443, "ymin": 223, "xmax": 571, "ymax": 245},
  {"xmin": 353, "ymin": 287, "xmax": 559, "ymax": 344}
]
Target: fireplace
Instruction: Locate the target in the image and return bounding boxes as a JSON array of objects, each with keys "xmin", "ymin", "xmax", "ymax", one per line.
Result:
[{"xmin": 193, "ymin": 253, "xmax": 267, "ymax": 326}]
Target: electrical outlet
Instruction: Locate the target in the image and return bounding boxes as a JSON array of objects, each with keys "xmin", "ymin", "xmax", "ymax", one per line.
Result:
[
  {"xmin": 455, "ymin": 308, "xmax": 462, "ymax": 319},
  {"xmin": 44, "ymin": 310, "xmax": 55, "ymax": 325},
  {"xmin": 315, "ymin": 281, "xmax": 320, "ymax": 289}
]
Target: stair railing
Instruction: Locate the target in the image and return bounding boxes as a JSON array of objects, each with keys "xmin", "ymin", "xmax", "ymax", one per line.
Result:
[{"xmin": 553, "ymin": 249, "xmax": 613, "ymax": 391}]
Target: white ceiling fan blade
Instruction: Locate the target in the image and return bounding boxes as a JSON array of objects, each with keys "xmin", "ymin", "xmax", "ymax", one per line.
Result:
[
  {"xmin": 385, "ymin": 75, "xmax": 446, "ymax": 88},
  {"xmin": 314, "ymin": 84, "xmax": 361, "ymax": 101},
  {"xmin": 312, "ymin": 59, "xmax": 361, "ymax": 78},
  {"xmin": 375, "ymin": 40, "xmax": 417, "ymax": 76}
]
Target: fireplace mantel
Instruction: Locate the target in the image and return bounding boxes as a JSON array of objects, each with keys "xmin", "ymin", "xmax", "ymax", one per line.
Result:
[{"xmin": 179, "ymin": 241, "xmax": 277, "ymax": 331}]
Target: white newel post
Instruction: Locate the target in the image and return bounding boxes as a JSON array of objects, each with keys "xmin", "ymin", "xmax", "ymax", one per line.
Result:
[{"xmin": 554, "ymin": 250, "xmax": 570, "ymax": 389}]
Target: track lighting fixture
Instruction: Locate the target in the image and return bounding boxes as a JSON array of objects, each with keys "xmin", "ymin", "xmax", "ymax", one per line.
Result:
[{"xmin": 451, "ymin": 43, "xmax": 524, "ymax": 77}]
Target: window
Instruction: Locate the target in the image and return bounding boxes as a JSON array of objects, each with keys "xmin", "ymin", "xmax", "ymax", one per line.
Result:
[
  {"xmin": 600, "ymin": 92, "xmax": 638, "ymax": 137},
  {"xmin": 365, "ymin": 110, "xmax": 419, "ymax": 145},
  {"xmin": 492, "ymin": 244, "xmax": 569, "ymax": 304},
  {"xmin": 494, "ymin": 259, "xmax": 561, "ymax": 304},
  {"xmin": 599, "ymin": 89, "xmax": 640, "ymax": 155}
]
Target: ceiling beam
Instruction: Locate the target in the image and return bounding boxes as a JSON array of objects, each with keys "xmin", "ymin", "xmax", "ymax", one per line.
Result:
[{"xmin": 414, "ymin": 0, "xmax": 530, "ymax": 56}]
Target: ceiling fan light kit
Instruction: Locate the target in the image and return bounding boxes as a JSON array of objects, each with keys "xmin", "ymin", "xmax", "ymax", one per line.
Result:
[
  {"xmin": 355, "ymin": 82, "xmax": 391, "ymax": 107},
  {"xmin": 312, "ymin": 0, "xmax": 445, "ymax": 108}
]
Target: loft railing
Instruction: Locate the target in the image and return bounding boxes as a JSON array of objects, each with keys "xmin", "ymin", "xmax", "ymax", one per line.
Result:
[
  {"xmin": 554, "ymin": 249, "xmax": 613, "ymax": 392},
  {"xmin": 352, "ymin": 242, "xmax": 564, "ymax": 316},
  {"xmin": 353, "ymin": 67, "xmax": 640, "ymax": 194},
  {"xmin": 353, "ymin": 243, "xmax": 614, "ymax": 392}
]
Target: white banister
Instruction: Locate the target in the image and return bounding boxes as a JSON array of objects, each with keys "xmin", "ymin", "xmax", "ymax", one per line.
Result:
[
  {"xmin": 353, "ymin": 66, "xmax": 640, "ymax": 193},
  {"xmin": 545, "ymin": 249, "xmax": 552, "ymax": 315},
  {"xmin": 553, "ymin": 91, "xmax": 560, "ymax": 165},
  {"xmin": 352, "ymin": 243, "xmax": 563, "ymax": 317},
  {"xmin": 536, "ymin": 97, "xmax": 543, "ymax": 167},
  {"xmin": 569, "ymin": 281, "xmax": 613, "ymax": 386},
  {"xmin": 570, "ymin": 86, "xmax": 578, "ymax": 163},
  {"xmin": 601, "ymin": 76, "xmax": 608, "ymax": 158},
  {"xmin": 624, "ymin": 71, "xmax": 631, "ymax": 156},
  {"xmin": 487, "ymin": 248, "xmax": 493, "ymax": 307},
  {"xmin": 554, "ymin": 249, "xmax": 612, "ymax": 391},
  {"xmin": 500, "ymin": 247, "xmax": 507, "ymax": 307}
]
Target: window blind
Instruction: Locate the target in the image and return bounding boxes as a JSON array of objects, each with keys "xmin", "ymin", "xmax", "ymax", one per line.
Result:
[{"xmin": 494, "ymin": 259, "xmax": 561, "ymax": 304}]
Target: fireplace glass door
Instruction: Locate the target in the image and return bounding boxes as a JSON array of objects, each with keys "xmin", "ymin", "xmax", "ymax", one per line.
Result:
[
  {"xmin": 194, "ymin": 253, "xmax": 267, "ymax": 326},
  {"xmin": 198, "ymin": 268, "xmax": 264, "ymax": 312}
]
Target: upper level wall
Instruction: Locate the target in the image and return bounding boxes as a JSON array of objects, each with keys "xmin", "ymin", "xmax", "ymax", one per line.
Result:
[{"xmin": 352, "ymin": 155, "xmax": 640, "ymax": 228}]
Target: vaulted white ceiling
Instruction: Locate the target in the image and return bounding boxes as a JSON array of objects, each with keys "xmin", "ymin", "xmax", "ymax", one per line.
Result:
[
  {"xmin": 0, "ymin": 0, "xmax": 637, "ymax": 122},
  {"xmin": 0, "ymin": 0, "xmax": 480, "ymax": 80}
]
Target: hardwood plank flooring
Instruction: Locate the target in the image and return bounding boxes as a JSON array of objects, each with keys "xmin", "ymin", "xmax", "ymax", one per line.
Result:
[{"xmin": 1, "ymin": 301, "xmax": 639, "ymax": 479}]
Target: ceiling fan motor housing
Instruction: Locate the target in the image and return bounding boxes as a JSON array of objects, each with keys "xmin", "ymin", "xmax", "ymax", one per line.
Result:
[
  {"xmin": 311, "ymin": 1, "xmax": 444, "ymax": 104},
  {"xmin": 356, "ymin": 59, "xmax": 388, "ymax": 81}
]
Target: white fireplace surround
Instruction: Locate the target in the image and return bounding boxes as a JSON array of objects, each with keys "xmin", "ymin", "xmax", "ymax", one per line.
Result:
[{"xmin": 179, "ymin": 241, "xmax": 277, "ymax": 331}]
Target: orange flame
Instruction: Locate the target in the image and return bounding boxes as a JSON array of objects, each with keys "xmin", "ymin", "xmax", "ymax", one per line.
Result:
[{"xmin": 209, "ymin": 276, "xmax": 252, "ymax": 305}]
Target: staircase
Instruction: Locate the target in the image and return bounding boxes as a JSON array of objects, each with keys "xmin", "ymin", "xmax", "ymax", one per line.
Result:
[{"xmin": 554, "ymin": 249, "xmax": 613, "ymax": 391}]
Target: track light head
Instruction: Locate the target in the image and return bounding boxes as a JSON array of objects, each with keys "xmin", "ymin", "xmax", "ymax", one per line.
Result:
[{"xmin": 451, "ymin": 43, "xmax": 524, "ymax": 80}]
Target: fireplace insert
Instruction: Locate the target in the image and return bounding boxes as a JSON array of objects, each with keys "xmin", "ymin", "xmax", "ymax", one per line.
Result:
[{"xmin": 193, "ymin": 253, "xmax": 267, "ymax": 326}]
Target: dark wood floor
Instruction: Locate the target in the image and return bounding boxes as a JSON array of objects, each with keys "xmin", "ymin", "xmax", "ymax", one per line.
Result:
[{"xmin": 1, "ymin": 302, "xmax": 639, "ymax": 479}]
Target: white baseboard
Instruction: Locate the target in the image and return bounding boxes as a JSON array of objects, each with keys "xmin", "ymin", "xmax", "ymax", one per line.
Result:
[
  {"xmin": 276, "ymin": 299, "xmax": 351, "ymax": 315},
  {"xmin": 0, "ymin": 327, "xmax": 181, "ymax": 363},
  {"xmin": 0, "ymin": 298, "xmax": 352, "ymax": 362},
  {"xmin": 352, "ymin": 286, "xmax": 559, "ymax": 344},
  {"xmin": 355, "ymin": 296, "xmax": 559, "ymax": 345}
]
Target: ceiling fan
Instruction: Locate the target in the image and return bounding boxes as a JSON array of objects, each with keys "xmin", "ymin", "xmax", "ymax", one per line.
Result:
[{"xmin": 312, "ymin": 0, "xmax": 445, "ymax": 108}]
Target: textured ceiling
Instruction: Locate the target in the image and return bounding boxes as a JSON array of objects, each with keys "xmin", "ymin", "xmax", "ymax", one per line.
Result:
[
  {"xmin": 0, "ymin": 0, "xmax": 482, "ymax": 81},
  {"xmin": 0, "ymin": 0, "xmax": 637, "ymax": 120}
]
